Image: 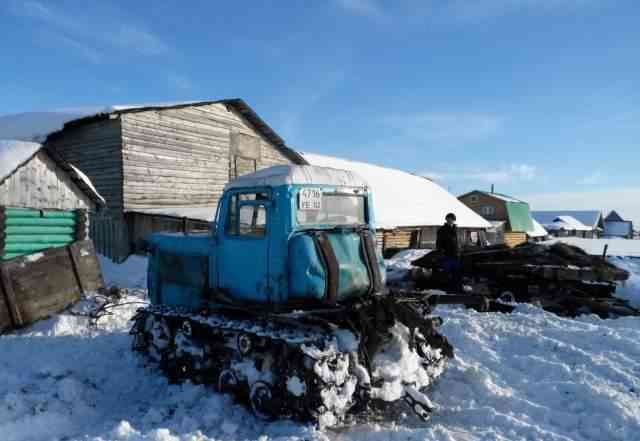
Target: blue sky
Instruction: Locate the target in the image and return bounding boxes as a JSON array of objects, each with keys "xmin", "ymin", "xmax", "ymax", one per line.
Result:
[{"xmin": 1, "ymin": 0, "xmax": 639, "ymax": 222}]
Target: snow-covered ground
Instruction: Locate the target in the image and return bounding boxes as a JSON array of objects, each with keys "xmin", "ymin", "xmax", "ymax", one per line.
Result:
[{"xmin": 1, "ymin": 254, "xmax": 640, "ymax": 441}]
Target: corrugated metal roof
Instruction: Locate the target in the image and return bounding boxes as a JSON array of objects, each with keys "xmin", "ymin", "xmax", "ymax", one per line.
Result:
[
  {"xmin": 531, "ymin": 210, "xmax": 603, "ymax": 229},
  {"xmin": 505, "ymin": 201, "xmax": 534, "ymax": 232}
]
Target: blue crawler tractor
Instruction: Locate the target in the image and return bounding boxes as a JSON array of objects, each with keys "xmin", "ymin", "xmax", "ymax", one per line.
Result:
[{"xmin": 130, "ymin": 165, "xmax": 453, "ymax": 426}]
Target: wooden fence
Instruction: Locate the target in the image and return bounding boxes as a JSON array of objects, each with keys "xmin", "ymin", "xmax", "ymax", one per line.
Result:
[
  {"xmin": 0, "ymin": 240, "xmax": 104, "ymax": 334},
  {"xmin": 89, "ymin": 213, "xmax": 131, "ymax": 264}
]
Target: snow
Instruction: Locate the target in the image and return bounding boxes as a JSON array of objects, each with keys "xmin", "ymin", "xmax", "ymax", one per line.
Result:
[
  {"xmin": 1, "ymin": 251, "xmax": 640, "ymax": 440},
  {"xmin": 0, "ymin": 139, "xmax": 42, "ymax": 183},
  {"xmin": 546, "ymin": 237, "xmax": 640, "ymax": 257},
  {"xmin": 302, "ymin": 152, "xmax": 491, "ymax": 230},
  {"xmin": 68, "ymin": 163, "xmax": 106, "ymax": 205},
  {"xmin": 609, "ymin": 257, "xmax": 640, "ymax": 308},
  {"xmin": 528, "ymin": 218, "xmax": 548, "ymax": 238},
  {"xmin": 545, "ymin": 216, "xmax": 592, "ymax": 232},
  {"xmin": 224, "ymin": 164, "xmax": 369, "ymax": 191}
]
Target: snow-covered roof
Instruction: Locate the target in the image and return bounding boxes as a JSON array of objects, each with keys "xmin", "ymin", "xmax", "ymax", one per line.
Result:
[
  {"xmin": 0, "ymin": 140, "xmax": 42, "ymax": 183},
  {"xmin": 302, "ymin": 153, "xmax": 492, "ymax": 230},
  {"xmin": 544, "ymin": 215, "xmax": 591, "ymax": 231},
  {"xmin": 532, "ymin": 210, "xmax": 603, "ymax": 229},
  {"xmin": 460, "ymin": 190, "xmax": 526, "ymax": 203},
  {"xmin": 225, "ymin": 165, "xmax": 369, "ymax": 191},
  {"xmin": 0, "ymin": 139, "xmax": 105, "ymax": 206},
  {"xmin": 528, "ymin": 218, "xmax": 549, "ymax": 238}
]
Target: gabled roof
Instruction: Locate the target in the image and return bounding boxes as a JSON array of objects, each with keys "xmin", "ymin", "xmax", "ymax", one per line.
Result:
[
  {"xmin": 0, "ymin": 139, "xmax": 105, "ymax": 206},
  {"xmin": 605, "ymin": 210, "xmax": 626, "ymax": 222},
  {"xmin": 531, "ymin": 210, "xmax": 603, "ymax": 229},
  {"xmin": 302, "ymin": 153, "xmax": 491, "ymax": 230},
  {"xmin": 459, "ymin": 190, "xmax": 526, "ymax": 203},
  {"xmin": 44, "ymin": 99, "xmax": 307, "ymax": 165}
]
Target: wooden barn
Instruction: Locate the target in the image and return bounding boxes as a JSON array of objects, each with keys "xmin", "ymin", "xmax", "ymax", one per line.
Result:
[
  {"xmin": 0, "ymin": 140, "xmax": 104, "ymax": 260},
  {"xmin": 302, "ymin": 153, "xmax": 491, "ymax": 256},
  {"xmin": 458, "ymin": 190, "xmax": 544, "ymax": 247},
  {"xmin": 44, "ymin": 100, "xmax": 306, "ymax": 261}
]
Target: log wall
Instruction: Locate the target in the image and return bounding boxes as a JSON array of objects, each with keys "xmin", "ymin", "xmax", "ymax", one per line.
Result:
[
  {"xmin": 120, "ymin": 103, "xmax": 293, "ymax": 212},
  {"xmin": 46, "ymin": 119, "xmax": 123, "ymax": 213}
]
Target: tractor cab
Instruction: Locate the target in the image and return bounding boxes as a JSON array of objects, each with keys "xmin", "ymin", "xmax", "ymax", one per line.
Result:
[{"xmin": 146, "ymin": 165, "xmax": 385, "ymax": 310}]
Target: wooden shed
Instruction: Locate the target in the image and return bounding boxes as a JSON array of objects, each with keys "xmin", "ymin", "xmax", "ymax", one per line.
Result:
[
  {"xmin": 44, "ymin": 99, "xmax": 306, "ymax": 261},
  {"xmin": 0, "ymin": 140, "xmax": 105, "ymax": 260},
  {"xmin": 458, "ymin": 190, "xmax": 538, "ymax": 247}
]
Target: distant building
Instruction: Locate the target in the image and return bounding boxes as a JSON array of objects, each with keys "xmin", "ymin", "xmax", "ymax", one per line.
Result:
[
  {"xmin": 531, "ymin": 211, "xmax": 603, "ymax": 238},
  {"xmin": 603, "ymin": 210, "xmax": 634, "ymax": 239},
  {"xmin": 458, "ymin": 190, "xmax": 545, "ymax": 247}
]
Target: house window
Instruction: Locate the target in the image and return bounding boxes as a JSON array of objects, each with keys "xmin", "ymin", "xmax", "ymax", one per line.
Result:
[
  {"xmin": 481, "ymin": 205, "xmax": 495, "ymax": 216},
  {"xmin": 470, "ymin": 195, "xmax": 479, "ymax": 203}
]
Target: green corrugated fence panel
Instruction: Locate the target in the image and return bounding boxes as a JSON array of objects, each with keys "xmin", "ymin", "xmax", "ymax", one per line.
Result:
[
  {"xmin": 4, "ymin": 234, "xmax": 75, "ymax": 244},
  {"xmin": 3, "ymin": 208, "xmax": 41, "ymax": 218},
  {"xmin": 4, "ymin": 243, "xmax": 69, "ymax": 252},
  {"xmin": 5, "ymin": 217, "xmax": 76, "ymax": 227},
  {"xmin": 505, "ymin": 202, "xmax": 535, "ymax": 233},
  {"xmin": 4, "ymin": 208, "xmax": 77, "ymax": 219},
  {"xmin": 4, "ymin": 225, "xmax": 75, "ymax": 235}
]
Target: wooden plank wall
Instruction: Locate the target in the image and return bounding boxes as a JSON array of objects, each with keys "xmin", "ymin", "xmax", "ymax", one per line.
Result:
[
  {"xmin": 0, "ymin": 240, "xmax": 104, "ymax": 334},
  {"xmin": 458, "ymin": 192, "xmax": 508, "ymax": 222},
  {"xmin": 120, "ymin": 103, "xmax": 293, "ymax": 212},
  {"xmin": 46, "ymin": 119, "xmax": 123, "ymax": 213},
  {"xmin": 0, "ymin": 151, "xmax": 95, "ymax": 211},
  {"xmin": 504, "ymin": 232, "xmax": 527, "ymax": 248}
]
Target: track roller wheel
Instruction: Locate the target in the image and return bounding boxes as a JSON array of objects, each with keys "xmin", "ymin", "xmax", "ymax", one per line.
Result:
[
  {"xmin": 237, "ymin": 333, "xmax": 253, "ymax": 355},
  {"xmin": 250, "ymin": 381, "xmax": 278, "ymax": 421},
  {"xmin": 218, "ymin": 369, "xmax": 239, "ymax": 395}
]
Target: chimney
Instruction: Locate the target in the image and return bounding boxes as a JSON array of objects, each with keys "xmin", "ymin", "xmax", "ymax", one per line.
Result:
[{"xmin": 491, "ymin": 184, "xmax": 495, "ymax": 194}]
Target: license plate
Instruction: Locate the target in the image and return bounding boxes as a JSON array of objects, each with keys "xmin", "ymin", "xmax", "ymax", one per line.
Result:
[{"xmin": 299, "ymin": 188, "xmax": 322, "ymax": 210}]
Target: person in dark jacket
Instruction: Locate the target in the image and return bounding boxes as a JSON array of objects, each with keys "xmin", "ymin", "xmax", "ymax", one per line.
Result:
[{"xmin": 437, "ymin": 213, "xmax": 462, "ymax": 293}]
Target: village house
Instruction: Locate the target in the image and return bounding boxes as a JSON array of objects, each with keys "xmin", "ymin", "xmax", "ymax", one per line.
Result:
[
  {"xmin": 0, "ymin": 140, "xmax": 104, "ymax": 260},
  {"xmin": 303, "ymin": 153, "xmax": 491, "ymax": 256},
  {"xmin": 458, "ymin": 190, "xmax": 547, "ymax": 247},
  {"xmin": 44, "ymin": 100, "xmax": 305, "ymax": 261},
  {"xmin": 531, "ymin": 211, "xmax": 603, "ymax": 238},
  {"xmin": 603, "ymin": 210, "xmax": 634, "ymax": 239}
]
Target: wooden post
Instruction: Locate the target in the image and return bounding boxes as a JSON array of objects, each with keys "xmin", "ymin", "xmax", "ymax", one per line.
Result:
[
  {"xmin": 67, "ymin": 244, "xmax": 86, "ymax": 295},
  {"xmin": 602, "ymin": 244, "xmax": 609, "ymax": 260},
  {"xmin": 0, "ymin": 264, "xmax": 23, "ymax": 327}
]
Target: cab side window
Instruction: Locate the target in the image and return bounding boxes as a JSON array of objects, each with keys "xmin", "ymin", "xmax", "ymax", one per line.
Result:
[{"xmin": 225, "ymin": 192, "xmax": 269, "ymax": 238}]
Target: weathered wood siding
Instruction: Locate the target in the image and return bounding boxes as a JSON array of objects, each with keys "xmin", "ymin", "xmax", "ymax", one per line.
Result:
[
  {"xmin": 459, "ymin": 192, "xmax": 508, "ymax": 222},
  {"xmin": 46, "ymin": 119, "xmax": 123, "ymax": 212},
  {"xmin": 504, "ymin": 232, "xmax": 527, "ymax": 248},
  {"xmin": 0, "ymin": 151, "xmax": 95, "ymax": 211},
  {"xmin": 120, "ymin": 103, "xmax": 292, "ymax": 212}
]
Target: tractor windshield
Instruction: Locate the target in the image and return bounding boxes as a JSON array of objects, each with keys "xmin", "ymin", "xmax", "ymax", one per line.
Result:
[{"xmin": 296, "ymin": 189, "xmax": 367, "ymax": 227}]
